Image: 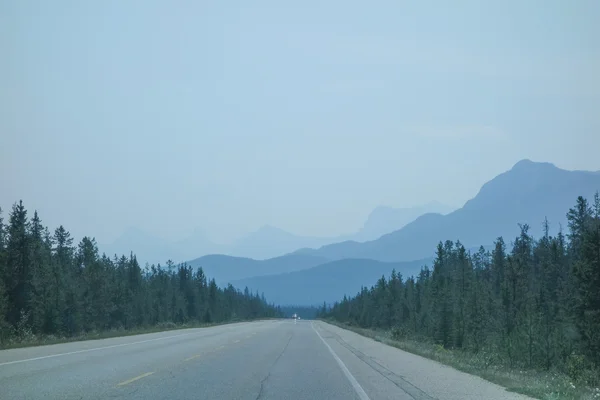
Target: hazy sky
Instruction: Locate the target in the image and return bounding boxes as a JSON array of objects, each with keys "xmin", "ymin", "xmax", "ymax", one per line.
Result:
[{"xmin": 2, "ymin": 0, "xmax": 599, "ymax": 245}]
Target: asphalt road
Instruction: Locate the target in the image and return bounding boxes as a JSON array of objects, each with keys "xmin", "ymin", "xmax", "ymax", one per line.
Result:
[{"xmin": 0, "ymin": 320, "xmax": 533, "ymax": 400}]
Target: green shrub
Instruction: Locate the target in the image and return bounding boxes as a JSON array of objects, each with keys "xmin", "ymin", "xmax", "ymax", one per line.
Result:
[
  {"xmin": 566, "ymin": 353, "xmax": 588, "ymax": 383},
  {"xmin": 391, "ymin": 325, "xmax": 407, "ymax": 340}
]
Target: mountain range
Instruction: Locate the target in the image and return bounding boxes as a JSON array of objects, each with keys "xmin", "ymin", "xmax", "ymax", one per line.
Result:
[
  {"xmin": 185, "ymin": 253, "xmax": 329, "ymax": 287},
  {"xmin": 230, "ymin": 258, "xmax": 430, "ymax": 306},
  {"xmin": 104, "ymin": 159, "xmax": 599, "ymax": 306},
  {"xmin": 291, "ymin": 160, "xmax": 600, "ymax": 262},
  {"xmin": 221, "ymin": 160, "xmax": 599, "ymax": 305},
  {"xmin": 102, "ymin": 202, "xmax": 455, "ymax": 265}
]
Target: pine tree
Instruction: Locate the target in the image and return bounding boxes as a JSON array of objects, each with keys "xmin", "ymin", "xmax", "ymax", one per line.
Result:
[
  {"xmin": 571, "ymin": 193, "xmax": 600, "ymax": 364},
  {"xmin": 0, "ymin": 207, "xmax": 9, "ymax": 339},
  {"xmin": 567, "ymin": 196, "xmax": 592, "ymax": 259},
  {"xmin": 431, "ymin": 241, "xmax": 454, "ymax": 347},
  {"xmin": 5, "ymin": 201, "xmax": 32, "ymax": 330},
  {"xmin": 453, "ymin": 242, "xmax": 471, "ymax": 348},
  {"xmin": 29, "ymin": 212, "xmax": 54, "ymax": 334},
  {"xmin": 77, "ymin": 237, "xmax": 109, "ymax": 331}
]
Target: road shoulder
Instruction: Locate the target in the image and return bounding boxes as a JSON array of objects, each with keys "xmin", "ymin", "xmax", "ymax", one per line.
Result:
[{"xmin": 315, "ymin": 321, "xmax": 535, "ymax": 400}]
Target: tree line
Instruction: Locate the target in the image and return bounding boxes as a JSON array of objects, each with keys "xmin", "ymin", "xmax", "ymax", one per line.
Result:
[
  {"xmin": 0, "ymin": 201, "xmax": 281, "ymax": 345},
  {"xmin": 279, "ymin": 305, "xmax": 321, "ymax": 320},
  {"xmin": 321, "ymin": 195, "xmax": 600, "ymax": 381}
]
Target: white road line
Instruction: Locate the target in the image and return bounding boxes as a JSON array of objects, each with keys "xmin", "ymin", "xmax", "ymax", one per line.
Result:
[
  {"xmin": 0, "ymin": 331, "xmax": 198, "ymax": 367},
  {"xmin": 311, "ymin": 322, "xmax": 370, "ymax": 400}
]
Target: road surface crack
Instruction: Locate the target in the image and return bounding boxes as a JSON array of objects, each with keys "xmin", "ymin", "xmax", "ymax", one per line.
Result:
[
  {"xmin": 323, "ymin": 327, "xmax": 437, "ymax": 400},
  {"xmin": 255, "ymin": 333, "xmax": 293, "ymax": 400}
]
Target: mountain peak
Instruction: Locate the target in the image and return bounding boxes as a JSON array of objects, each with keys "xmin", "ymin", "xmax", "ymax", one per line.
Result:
[
  {"xmin": 256, "ymin": 225, "xmax": 288, "ymax": 234},
  {"xmin": 510, "ymin": 159, "xmax": 557, "ymax": 172},
  {"xmin": 303, "ymin": 160, "xmax": 600, "ymax": 262}
]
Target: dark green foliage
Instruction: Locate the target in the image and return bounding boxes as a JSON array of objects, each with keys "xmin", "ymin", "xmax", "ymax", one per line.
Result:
[
  {"xmin": 0, "ymin": 202, "xmax": 281, "ymax": 345},
  {"xmin": 322, "ymin": 194, "xmax": 600, "ymax": 384}
]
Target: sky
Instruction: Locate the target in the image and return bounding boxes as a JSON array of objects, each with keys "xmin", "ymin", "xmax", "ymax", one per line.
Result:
[{"xmin": 1, "ymin": 0, "xmax": 599, "ymax": 245}]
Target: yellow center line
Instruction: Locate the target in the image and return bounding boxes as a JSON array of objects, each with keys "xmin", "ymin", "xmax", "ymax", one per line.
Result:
[
  {"xmin": 117, "ymin": 372, "xmax": 155, "ymax": 387},
  {"xmin": 185, "ymin": 345, "xmax": 226, "ymax": 361},
  {"xmin": 184, "ymin": 354, "xmax": 202, "ymax": 362}
]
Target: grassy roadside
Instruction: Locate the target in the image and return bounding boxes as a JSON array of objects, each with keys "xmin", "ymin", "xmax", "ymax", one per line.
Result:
[
  {"xmin": 322, "ymin": 319, "xmax": 600, "ymax": 400},
  {"xmin": 0, "ymin": 318, "xmax": 279, "ymax": 351}
]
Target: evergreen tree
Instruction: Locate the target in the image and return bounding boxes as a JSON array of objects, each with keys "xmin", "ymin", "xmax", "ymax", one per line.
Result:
[
  {"xmin": 5, "ymin": 201, "xmax": 32, "ymax": 329},
  {"xmin": 0, "ymin": 207, "xmax": 9, "ymax": 338},
  {"xmin": 571, "ymin": 196, "xmax": 600, "ymax": 364},
  {"xmin": 29, "ymin": 212, "xmax": 54, "ymax": 333}
]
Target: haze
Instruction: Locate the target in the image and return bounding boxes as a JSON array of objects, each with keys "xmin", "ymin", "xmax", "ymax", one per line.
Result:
[{"xmin": 2, "ymin": 0, "xmax": 599, "ymax": 245}]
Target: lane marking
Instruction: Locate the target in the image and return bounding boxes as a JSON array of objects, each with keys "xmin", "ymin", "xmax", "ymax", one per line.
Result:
[
  {"xmin": 0, "ymin": 331, "xmax": 198, "ymax": 367},
  {"xmin": 185, "ymin": 344, "xmax": 226, "ymax": 361},
  {"xmin": 233, "ymin": 340, "xmax": 240, "ymax": 343},
  {"xmin": 117, "ymin": 371, "xmax": 155, "ymax": 386},
  {"xmin": 311, "ymin": 322, "xmax": 370, "ymax": 400}
]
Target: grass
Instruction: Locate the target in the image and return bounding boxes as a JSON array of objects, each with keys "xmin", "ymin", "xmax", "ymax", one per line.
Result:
[
  {"xmin": 323, "ymin": 320, "xmax": 600, "ymax": 400},
  {"xmin": 0, "ymin": 318, "xmax": 278, "ymax": 350}
]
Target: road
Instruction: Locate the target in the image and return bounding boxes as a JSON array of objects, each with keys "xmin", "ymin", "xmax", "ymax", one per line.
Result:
[{"xmin": 0, "ymin": 319, "xmax": 532, "ymax": 400}]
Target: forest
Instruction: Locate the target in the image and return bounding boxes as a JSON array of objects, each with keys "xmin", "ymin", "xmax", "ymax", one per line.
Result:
[
  {"xmin": 321, "ymin": 195, "xmax": 600, "ymax": 383},
  {"xmin": 0, "ymin": 201, "xmax": 281, "ymax": 346}
]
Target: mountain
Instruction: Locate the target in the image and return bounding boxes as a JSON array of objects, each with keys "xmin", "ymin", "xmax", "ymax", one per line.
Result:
[
  {"xmin": 226, "ymin": 202, "xmax": 455, "ymax": 260},
  {"xmin": 102, "ymin": 227, "xmax": 180, "ymax": 266},
  {"xmin": 292, "ymin": 160, "xmax": 600, "ymax": 262},
  {"xmin": 225, "ymin": 225, "xmax": 333, "ymax": 260},
  {"xmin": 352, "ymin": 201, "xmax": 456, "ymax": 242},
  {"xmin": 171, "ymin": 228, "xmax": 224, "ymax": 261},
  {"xmin": 186, "ymin": 253, "xmax": 330, "ymax": 286},
  {"xmin": 104, "ymin": 200, "xmax": 453, "ymax": 263},
  {"xmin": 231, "ymin": 258, "xmax": 431, "ymax": 306},
  {"xmin": 102, "ymin": 227, "xmax": 222, "ymax": 266}
]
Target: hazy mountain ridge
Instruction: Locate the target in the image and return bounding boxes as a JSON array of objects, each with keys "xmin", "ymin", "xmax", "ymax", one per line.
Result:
[
  {"xmin": 101, "ymin": 227, "xmax": 226, "ymax": 267},
  {"xmin": 232, "ymin": 244, "xmax": 496, "ymax": 306},
  {"xmin": 225, "ymin": 225, "xmax": 336, "ymax": 260},
  {"xmin": 294, "ymin": 160, "xmax": 600, "ymax": 262},
  {"xmin": 185, "ymin": 253, "xmax": 330, "ymax": 286},
  {"xmin": 102, "ymin": 159, "xmax": 598, "ymax": 307},
  {"xmin": 354, "ymin": 201, "xmax": 455, "ymax": 242},
  {"xmin": 230, "ymin": 258, "xmax": 431, "ymax": 306},
  {"xmin": 103, "ymin": 202, "xmax": 454, "ymax": 265}
]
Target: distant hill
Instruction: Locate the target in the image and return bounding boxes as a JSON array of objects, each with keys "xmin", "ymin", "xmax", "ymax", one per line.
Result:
[
  {"xmin": 186, "ymin": 253, "xmax": 330, "ymax": 286},
  {"xmin": 293, "ymin": 160, "xmax": 600, "ymax": 262},
  {"xmin": 231, "ymin": 258, "xmax": 431, "ymax": 306}
]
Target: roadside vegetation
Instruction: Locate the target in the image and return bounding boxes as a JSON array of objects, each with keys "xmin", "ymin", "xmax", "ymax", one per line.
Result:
[
  {"xmin": 320, "ymin": 194, "xmax": 600, "ymax": 400},
  {"xmin": 0, "ymin": 201, "xmax": 282, "ymax": 349}
]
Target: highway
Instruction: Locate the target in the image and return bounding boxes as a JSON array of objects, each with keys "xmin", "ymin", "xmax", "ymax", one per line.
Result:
[{"xmin": 0, "ymin": 320, "xmax": 532, "ymax": 400}]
